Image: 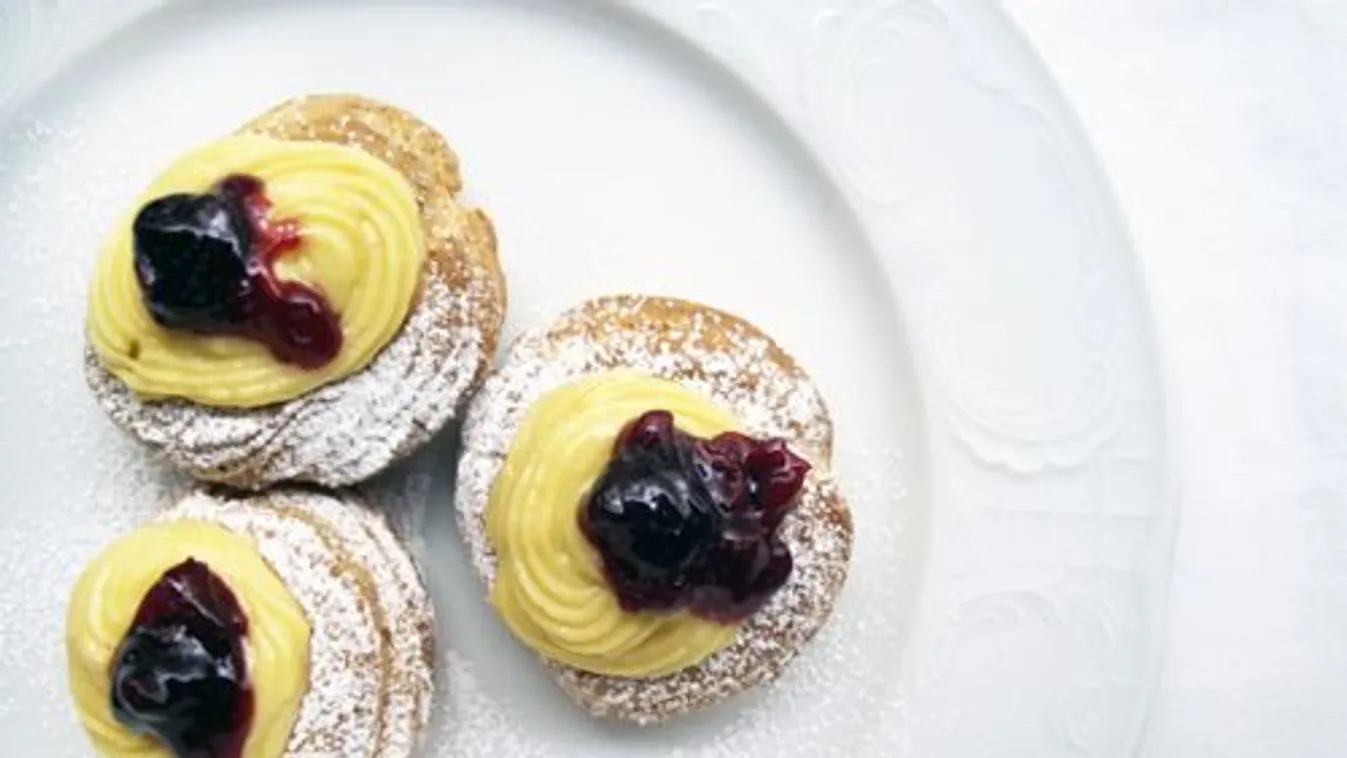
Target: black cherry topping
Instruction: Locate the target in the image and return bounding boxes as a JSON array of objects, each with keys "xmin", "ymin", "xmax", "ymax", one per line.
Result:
[
  {"xmin": 580, "ymin": 410, "xmax": 811, "ymax": 623},
  {"xmin": 110, "ymin": 559, "xmax": 252, "ymax": 758},
  {"xmin": 132, "ymin": 174, "xmax": 342, "ymax": 369}
]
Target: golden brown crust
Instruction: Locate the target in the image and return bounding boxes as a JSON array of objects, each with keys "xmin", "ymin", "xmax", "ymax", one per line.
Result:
[
  {"xmin": 87, "ymin": 94, "xmax": 506, "ymax": 488},
  {"xmin": 244, "ymin": 94, "xmax": 465, "ymax": 196},
  {"xmin": 455, "ymin": 294, "xmax": 853, "ymax": 723}
]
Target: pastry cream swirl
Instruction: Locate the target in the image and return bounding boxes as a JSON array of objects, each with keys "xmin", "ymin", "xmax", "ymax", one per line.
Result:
[
  {"xmin": 487, "ymin": 371, "xmax": 742, "ymax": 678},
  {"xmin": 87, "ymin": 134, "xmax": 425, "ymax": 407},
  {"xmin": 67, "ymin": 520, "xmax": 310, "ymax": 758}
]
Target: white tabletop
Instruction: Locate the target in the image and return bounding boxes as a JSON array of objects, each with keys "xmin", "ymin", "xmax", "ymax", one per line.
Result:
[{"xmin": 1003, "ymin": 1, "xmax": 1347, "ymax": 755}]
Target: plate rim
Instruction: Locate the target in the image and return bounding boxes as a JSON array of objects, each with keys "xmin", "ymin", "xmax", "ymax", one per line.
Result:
[{"xmin": 0, "ymin": 1, "xmax": 1179, "ymax": 756}]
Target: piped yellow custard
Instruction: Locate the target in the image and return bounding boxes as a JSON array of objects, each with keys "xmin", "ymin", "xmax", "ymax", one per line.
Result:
[
  {"xmin": 487, "ymin": 370, "xmax": 811, "ymax": 678},
  {"xmin": 87, "ymin": 134, "xmax": 424, "ymax": 408},
  {"xmin": 67, "ymin": 519, "xmax": 309, "ymax": 758}
]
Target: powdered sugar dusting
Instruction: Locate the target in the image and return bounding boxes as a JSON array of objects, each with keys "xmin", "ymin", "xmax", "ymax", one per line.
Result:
[
  {"xmin": 433, "ymin": 651, "xmax": 556, "ymax": 758},
  {"xmin": 288, "ymin": 489, "xmax": 436, "ymax": 758},
  {"xmin": 365, "ymin": 456, "xmax": 436, "ymax": 557},
  {"xmin": 453, "ymin": 295, "xmax": 852, "ymax": 723},
  {"xmin": 88, "ymin": 267, "xmax": 486, "ymax": 489},
  {"xmin": 423, "ymin": 603, "xmax": 909, "ymax": 757}
]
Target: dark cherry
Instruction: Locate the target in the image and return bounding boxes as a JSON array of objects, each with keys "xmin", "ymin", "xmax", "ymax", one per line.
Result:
[
  {"xmin": 695, "ymin": 538, "xmax": 794, "ymax": 623},
  {"xmin": 110, "ymin": 559, "xmax": 252, "ymax": 758},
  {"xmin": 580, "ymin": 410, "xmax": 811, "ymax": 623},
  {"xmin": 132, "ymin": 194, "xmax": 252, "ymax": 331},
  {"xmin": 585, "ymin": 416, "xmax": 718, "ymax": 610},
  {"xmin": 132, "ymin": 174, "xmax": 341, "ymax": 369}
]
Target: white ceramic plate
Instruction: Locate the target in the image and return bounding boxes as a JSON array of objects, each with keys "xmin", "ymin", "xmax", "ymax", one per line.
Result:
[{"xmin": 0, "ymin": 1, "xmax": 1174, "ymax": 756}]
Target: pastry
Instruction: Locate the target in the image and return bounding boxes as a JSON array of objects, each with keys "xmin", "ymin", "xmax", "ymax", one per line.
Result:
[
  {"xmin": 66, "ymin": 487, "xmax": 434, "ymax": 758},
  {"xmin": 455, "ymin": 295, "xmax": 853, "ymax": 724},
  {"xmin": 85, "ymin": 94, "xmax": 506, "ymax": 488}
]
